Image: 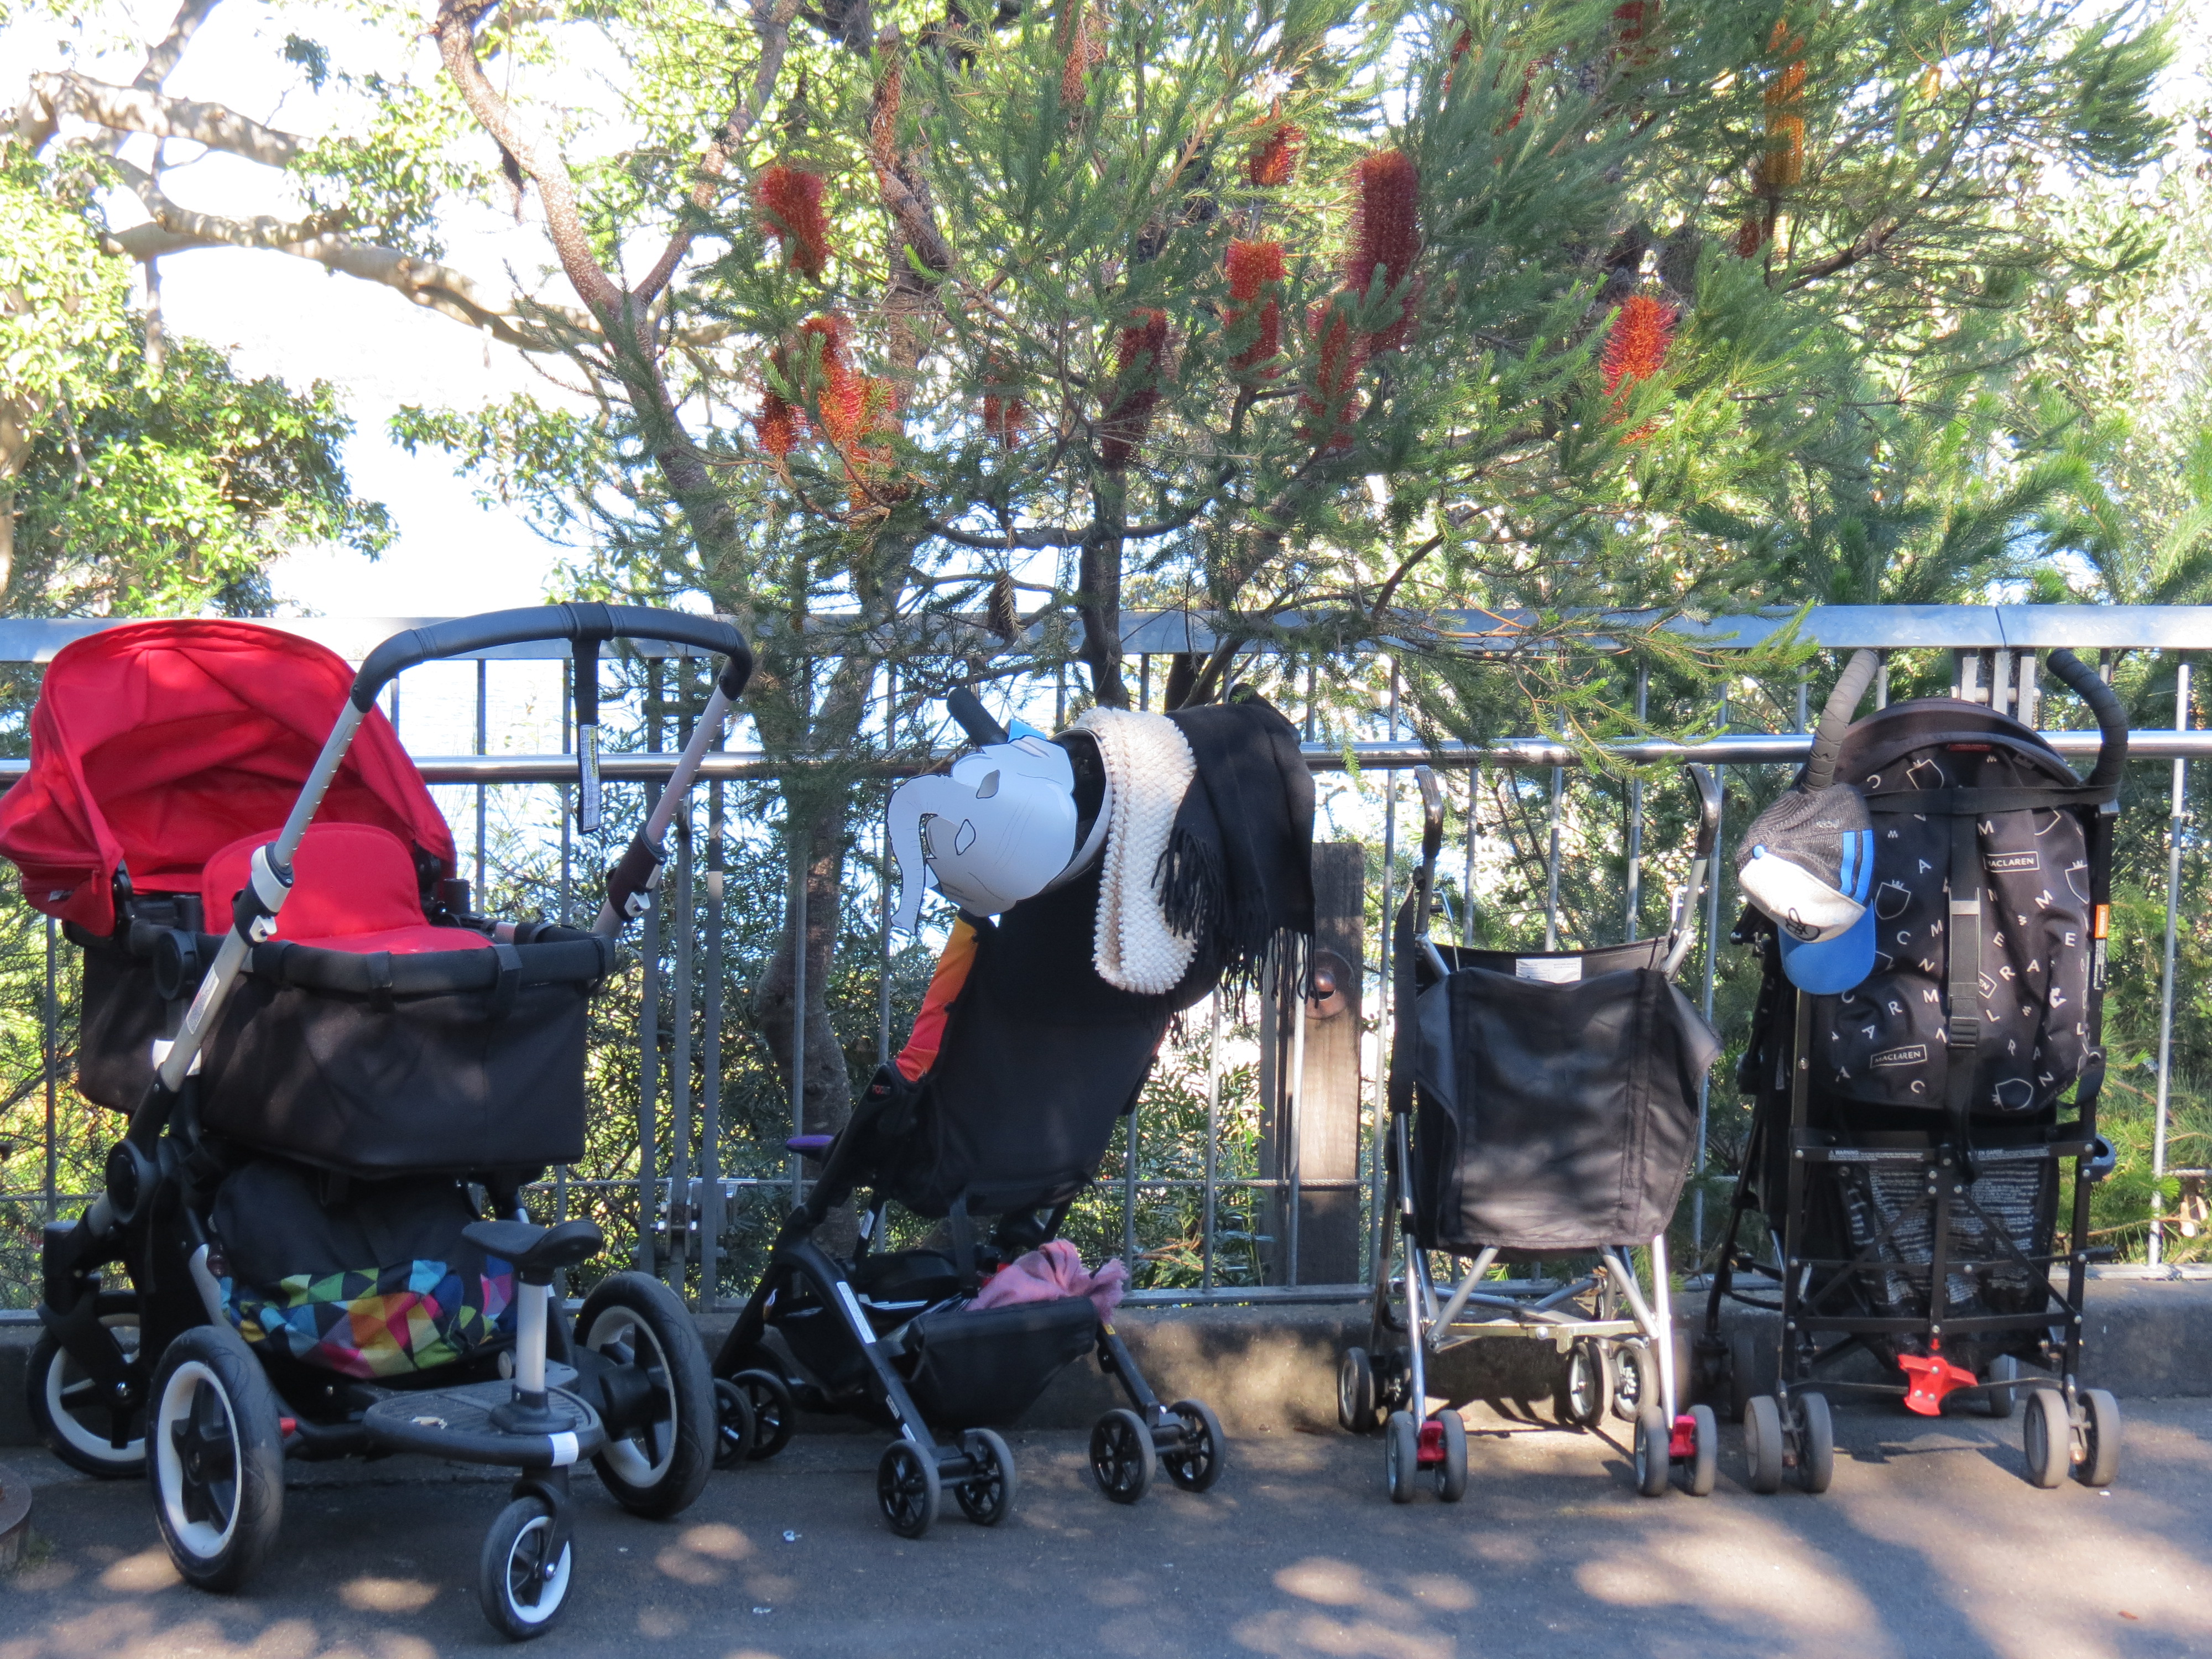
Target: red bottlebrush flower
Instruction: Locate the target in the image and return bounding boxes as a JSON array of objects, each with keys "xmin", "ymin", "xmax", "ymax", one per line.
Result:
[
  {"xmin": 1298, "ymin": 295, "xmax": 1366, "ymax": 452},
  {"xmin": 1762, "ymin": 21, "xmax": 1806, "ymax": 190},
  {"xmin": 758, "ymin": 164, "xmax": 831, "ymax": 280},
  {"xmin": 1614, "ymin": 1, "xmax": 1646, "ymax": 42},
  {"xmin": 1347, "ymin": 150, "xmax": 1421, "ymax": 352},
  {"xmin": 757, "ymin": 392, "xmax": 800, "ymax": 457},
  {"xmin": 870, "ymin": 59, "xmax": 904, "ymax": 173},
  {"xmin": 1099, "ymin": 308, "xmax": 1168, "ymax": 471},
  {"xmin": 1736, "ymin": 215, "xmax": 1767, "ymax": 258},
  {"xmin": 982, "ymin": 393, "xmax": 1029, "ymax": 448},
  {"xmin": 1060, "ymin": 7, "xmax": 1104, "ymax": 108},
  {"xmin": 1601, "ymin": 293, "xmax": 1674, "ymax": 394},
  {"xmin": 1245, "ymin": 122, "xmax": 1305, "ymax": 188},
  {"xmin": 1225, "ymin": 238, "xmax": 1286, "ymax": 374},
  {"xmin": 1501, "ymin": 58, "xmax": 1539, "ymax": 132}
]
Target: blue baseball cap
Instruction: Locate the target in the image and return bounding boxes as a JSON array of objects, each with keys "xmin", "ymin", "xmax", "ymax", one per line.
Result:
[{"xmin": 1775, "ymin": 901, "xmax": 1877, "ymax": 994}]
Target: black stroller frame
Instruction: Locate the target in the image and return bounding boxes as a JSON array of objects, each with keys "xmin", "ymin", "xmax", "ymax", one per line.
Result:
[
  {"xmin": 30, "ymin": 606, "xmax": 750, "ymax": 1638},
  {"xmin": 1698, "ymin": 646, "xmax": 2128, "ymax": 1495},
  {"xmin": 712, "ymin": 691, "xmax": 1224, "ymax": 1539},
  {"xmin": 1342, "ymin": 763, "xmax": 1726, "ymax": 1500}
]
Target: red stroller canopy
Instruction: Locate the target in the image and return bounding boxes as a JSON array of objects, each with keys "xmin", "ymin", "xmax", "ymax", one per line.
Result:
[{"xmin": 0, "ymin": 620, "xmax": 457, "ymax": 935}]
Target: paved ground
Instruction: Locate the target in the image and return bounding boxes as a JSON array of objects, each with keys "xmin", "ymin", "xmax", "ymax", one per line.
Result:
[{"xmin": 4, "ymin": 1397, "xmax": 2211, "ymax": 1659}]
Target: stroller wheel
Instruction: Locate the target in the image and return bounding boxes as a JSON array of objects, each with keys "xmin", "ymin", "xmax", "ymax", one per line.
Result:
[
  {"xmin": 1612, "ymin": 1340, "xmax": 1655, "ymax": 1423},
  {"xmin": 1984, "ymin": 1353, "xmax": 2021, "ymax": 1421},
  {"xmin": 1090, "ymin": 1408, "xmax": 1156, "ymax": 1505},
  {"xmin": 1726, "ymin": 1327, "xmax": 1761, "ymax": 1425},
  {"xmin": 1632, "ymin": 1405, "xmax": 1671, "ymax": 1498},
  {"xmin": 2075, "ymin": 1389, "xmax": 2121, "ymax": 1488},
  {"xmin": 1338, "ymin": 1348, "xmax": 1378, "ymax": 1433},
  {"xmin": 1795, "ymin": 1393, "xmax": 1834, "ymax": 1494},
  {"xmin": 711, "ymin": 1379, "xmax": 757, "ymax": 1472},
  {"xmin": 577, "ymin": 1273, "xmax": 714, "ymax": 1518},
  {"xmin": 1162, "ymin": 1399, "xmax": 1226, "ymax": 1493},
  {"xmin": 1686, "ymin": 1404, "xmax": 1719, "ymax": 1498},
  {"xmin": 729, "ymin": 1368, "xmax": 797, "ymax": 1461},
  {"xmin": 2023, "ymin": 1387, "xmax": 2068, "ymax": 1488},
  {"xmin": 953, "ymin": 1428, "xmax": 1019, "ymax": 1526},
  {"xmin": 1744, "ymin": 1395, "xmax": 1785, "ymax": 1494},
  {"xmin": 1383, "ymin": 1410, "xmax": 1419, "ymax": 1504},
  {"xmin": 1558, "ymin": 1339, "xmax": 1613, "ymax": 1429},
  {"xmin": 877, "ymin": 1440, "xmax": 942, "ymax": 1538},
  {"xmin": 478, "ymin": 1494, "xmax": 572, "ymax": 1640},
  {"xmin": 1433, "ymin": 1412, "xmax": 1468, "ymax": 1503},
  {"xmin": 29, "ymin": 1292, "xmax": 145, "ymax": 1477},
  {"xmin": 148, "ymin": 1323, "xmax": 285, "ymax": 1592}
]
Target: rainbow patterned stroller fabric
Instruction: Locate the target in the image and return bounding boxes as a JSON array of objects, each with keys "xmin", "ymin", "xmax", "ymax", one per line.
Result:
[{"xmin": 221, "ymin": 1255, "xmax": 518, "ymax": 1379}]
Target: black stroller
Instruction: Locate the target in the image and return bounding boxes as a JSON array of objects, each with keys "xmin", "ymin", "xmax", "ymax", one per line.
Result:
[
  {"xmin": 1699, "ymin": 648, "xmax": 2127, "ymax": 1493},
  {"xmin": 5, "ymin": 607, "xmax": 748, "ymax": 1637},
  {"xmin": 1341, "ymin": 763, "xmax": 1726, "ymax": 1500},
  {"xmin": 712, "ymin": 692, "xmax": 1291, "ymax": 1537}
]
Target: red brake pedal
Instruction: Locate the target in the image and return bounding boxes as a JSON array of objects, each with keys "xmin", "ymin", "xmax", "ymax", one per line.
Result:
[
  {"xmin": 1668, "ymin": 1414, "xmax": 1698, "ymax": 1460},
  {"xmin": 1417, "ymin": 1417, "xmax": 1446, "ymax": 1467},
  {"xmin": 1897, "ymin": 1350, "xmax": 1977, "ymax": 1416}
]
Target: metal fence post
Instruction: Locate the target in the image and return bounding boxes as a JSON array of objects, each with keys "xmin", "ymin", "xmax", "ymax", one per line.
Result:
[
  {"xmin": 1202, "ymin": 992, "xmax": 1220, "ymax": 1292},
  {"xmin": 667, "ymin": 723, "xmax": 696, "ymax": 1294},
  {"xmin": 1626, "ymin": 666, "xmax": 1648, "ymax": 941},
  {"xmin": 1369, "ymin": 665, "xmax": 1400, "ymax": 1286},
  {"xmin": 1543, "ymin": 764, "xmax": 1564, "ymax": 951},
  {"xmin": 2153, "ymin": 658, "xmax": 2191, "ymax": 1265},
  {"xmin": 1692, "ymin": 690, "xmax": 1729, "ymax": 1259},
  {"xmin": 637, "ymin": 661, "xmax": 665, "ymax": 1272},
  {"xmin": 475, "ymin": 658, "xmax": 488, "ymax": 899},
  {"xmin": 700, "ymin": 769, "xmax": 726, "ymax": 1308},
  {"xmin": 42, "ymin": 915, "xmax": 57, "ymax": 1221}
]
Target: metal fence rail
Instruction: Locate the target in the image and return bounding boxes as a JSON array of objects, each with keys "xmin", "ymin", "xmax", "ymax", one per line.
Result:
[{"xmin": 2, "ymin": 607, "xmax": 2206, "ymax": 1317}]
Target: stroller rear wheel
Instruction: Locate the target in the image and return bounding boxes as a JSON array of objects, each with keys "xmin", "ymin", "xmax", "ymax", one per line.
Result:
[
  {"xmin": 953, "ymin": 1428, "xmax": 1018, "ymax": 1526},
  {"xmin": 1162, "ymin": 1399, "xmax": 1225, "ymax": 1492},
  {"xmin": 1632, "ymin": 1405, "xmax": 1671, "ymax": 1498},
  {"xmin": 1744, "ymin": 1394, "xmax": 1786, "ymax": 1494},
  {"xmin": 1612, "ymin": 1340, "xmax": 1656, "ymax": 1423},
  {"xmin": 29, "ymin": 1293, "xmax": 145, "ymax": 1477},
  {"xmin": 1984, "ymin": 1354, "xmax": 2021, "ymax": 1421},
  {"xmin": 728, "ymin": 1368, "xmax": 797, "ymax": 1461},
  {"xmin": 148, "ymin": 1323, "xmax": 284, "ymax": 1592},
  {"xmin": 1383, "ymin": 1410, "xmax": 1419, "ymax": 1504},
  {"xmin": 1795, "ymin": 1393, "xmax": 1835, "ymax": 1494},
  {"xmin": 478, "ymin": 1494, "xmax": 573, "ymax": 1639},
  {"xmin": 710, "ymin": 1379, "xmax": 757, "ymax": 1471},
  {"xmin": 1091, "ymin": 1407, "xmax": 1156, "ymax": 1504},
  {"xmin": 1559, "ymin": 1339, "xmax": 1613, "ymax": 1429},
  {"xmin": 878, "ymin": 1440, "xmax": 942, "ymax": 1537},
  {"xmin": 577, "ymin": 1273, "xmax": 714, "ymax": 1518},
  {"xmin": 1338, "ymin": 1348, "xmax": 1379, "ymax": 1433},
  {"xmin": 1686, "ymin": 1405, "xmax": 1719, "ymax": 1497},
  {"xmin": 1433, "ymin": 1411, "xmax": 1468, "ymax": 1503}
]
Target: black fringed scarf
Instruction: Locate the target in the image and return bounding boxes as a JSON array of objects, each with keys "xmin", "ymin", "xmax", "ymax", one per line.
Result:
[{"xmin": 1157, "ymin": 695, "xmax": 1316, "ymax": 997}]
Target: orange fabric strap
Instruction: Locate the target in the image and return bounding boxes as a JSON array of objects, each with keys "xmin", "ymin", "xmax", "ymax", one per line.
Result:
[{"xmin": 894, "ymin": 918, "xmax": 979, "ymax": 1081}]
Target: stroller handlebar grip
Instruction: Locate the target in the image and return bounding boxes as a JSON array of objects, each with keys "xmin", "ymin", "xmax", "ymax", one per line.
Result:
[
  {"xmin": 350, "ymin": 604, "xmax": 752, "ymax": 710},
  {"xmin": 945, "ymin": 687, "xmax": 1008, "ymax": 747},
  {"xmin": 2042, "ymin": 647, "xmax": 2129, "ymax": 791},
  {"xmin": 1416, "ymin": 767, "xmax": 1445, "ymax": 868},
  {"xmin": 1684, "ymin": 762, "xmax": 1723, "ymax": 860},
  {"xmin": 1804, "ymin": 649, "xmax": 1882, "ymax": 791}
]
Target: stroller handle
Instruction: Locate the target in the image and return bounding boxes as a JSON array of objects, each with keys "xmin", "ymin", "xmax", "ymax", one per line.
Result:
[
  {"xmin": 350, "ymin": 603, "xmax": 753, "ymax": 711},
  {"xmin": 1805, "ymin": 649, "xmax": 1883, "ymax": 792},
  {"xmin": 2043, "ymin": 647, "xmax": 2129, "ymax": 791}
]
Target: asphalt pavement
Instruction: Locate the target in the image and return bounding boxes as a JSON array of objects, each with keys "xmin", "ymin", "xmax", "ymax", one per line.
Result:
[{"xmin": 4, "ymin": 1396, "xmax": 2210, "ymax": 1659}]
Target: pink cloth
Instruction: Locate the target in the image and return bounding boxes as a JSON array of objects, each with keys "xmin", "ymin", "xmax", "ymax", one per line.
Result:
[{"xmin": 967, "ymin": 1240, "xmax": 1129, "ymax": 1322}]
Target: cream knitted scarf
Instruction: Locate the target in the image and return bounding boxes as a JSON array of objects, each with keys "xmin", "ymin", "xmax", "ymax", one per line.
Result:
[{"xmin": 1074, "ymin": 707, "xmax": 1198, "ymax": 994}]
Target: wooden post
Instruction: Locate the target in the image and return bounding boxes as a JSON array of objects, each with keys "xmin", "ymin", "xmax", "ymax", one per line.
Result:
[{"xmin": 1260, "ymin": 843, "xmax": 1365, "ymax": 1285}]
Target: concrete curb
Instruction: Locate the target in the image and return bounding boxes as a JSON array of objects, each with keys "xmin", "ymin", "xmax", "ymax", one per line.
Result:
[
  {"xmin": 0, "ymin": 1460, "xmax": 30, "ymax": 1568},
  {"xmin": 7, "ymin": 1273, "xmax": 2210, "ymax": 1449}
]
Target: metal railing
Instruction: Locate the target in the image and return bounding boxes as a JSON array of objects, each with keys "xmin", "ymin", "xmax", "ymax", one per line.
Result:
[{"xmin": 2, "ymin": 605, "xmax": 2208, "ymax": 1316}]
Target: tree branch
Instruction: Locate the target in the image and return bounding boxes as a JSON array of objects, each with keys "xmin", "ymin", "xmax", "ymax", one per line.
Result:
[
  {"xmin": 1785, "ymin": 214, "xmax": 1902, "ymax": 288},
  {"xmin": 18, "ymin": 70, "xmax": 304, "ymax": 165},
  {"xmin": 633, "ymin": 0, "xmax": 802, "ymax": 306}
]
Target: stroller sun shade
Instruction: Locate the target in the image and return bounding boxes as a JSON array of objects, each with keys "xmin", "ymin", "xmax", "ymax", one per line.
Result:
[{"xmin": 0, "ymin": 620, "xmax": 455, "ymax": 935}]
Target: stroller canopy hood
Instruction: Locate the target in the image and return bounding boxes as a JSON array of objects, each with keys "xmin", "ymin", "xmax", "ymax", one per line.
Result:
[{"xmin": 0, "ymin": 620, "xmax": 456, "ymax": 935}]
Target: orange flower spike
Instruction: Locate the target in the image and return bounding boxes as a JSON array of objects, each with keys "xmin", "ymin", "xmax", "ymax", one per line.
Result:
[
  {"xmin": 1060, "ymin": 7, "xmax": 1104, "ymax": 107},
  {"xmin": 1299, "ymin": 296, "xmax": 1366, "ymax": 451},
  {"xmin": 1099, "ymin": 309, "xmax": 1169, "ymax": 471},
  {"xmin": 757, "ymin": 392, "xmax": 800, "ymax": 457},
  {"xmin": 1762, "ymin": 19, "xmax": 1807, "ymax": 189},
  {"xmin": 757, "ymin": 164, "xmax": 832, "ymax": 280},
  {"xmin": 1347, "ymin": 150, "xmax": 1421, "ymax": 352},
  {"xmin": 1226, "ymin": 239, "xmax": 1287, "ymax": 374},
  {"xmin": 1600, "ymin": 293, "xmax": 1675, "ymax": 395},
  {"xmin": 1246, "ymin": 122, "xmax": 1306, "ymax": 188}
]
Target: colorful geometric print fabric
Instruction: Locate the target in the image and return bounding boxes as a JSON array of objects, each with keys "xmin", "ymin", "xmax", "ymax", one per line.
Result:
[
  {"xmin": 221, "ymin": 1255, "xmax": 516, "ymax": 1379},
  {"xmin": 1815, "ymin": 740, "xmax": 2091, "ymax": 1116}
]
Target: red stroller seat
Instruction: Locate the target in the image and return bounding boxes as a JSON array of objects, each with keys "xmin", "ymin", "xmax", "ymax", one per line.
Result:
[{"xmin": 200, "ymin": 823, "xmax": 489, "ymax": 956}]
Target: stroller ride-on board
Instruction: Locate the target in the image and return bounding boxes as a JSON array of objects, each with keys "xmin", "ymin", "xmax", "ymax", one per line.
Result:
[
  {"xmin": 1700, "ymin": 646, "xmax": 2130, "ymax": 1494},
  {"xmin": 1341, "ymin": 763, "xmax": 1727, "ymax": 1501},
  {"xmin": 6, "ymin": 606, "xmax": 750, "ymax": 1637},
  {"xmin": 714, "ymin": 687, "xmax": 1309, "ymax": 1537}
]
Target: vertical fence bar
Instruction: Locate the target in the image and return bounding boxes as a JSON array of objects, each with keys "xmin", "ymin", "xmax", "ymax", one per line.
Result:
[
  {"xmin": 667, "ymin": 703, "xmax": 696, "ymax": 1294},
  {"xmin": 474, "ymin": 657, "xmax": 488, "ymax": 899},
  {"xmin": 701, "ymin": 771, "xmax": 726, "ymax": 1308},
  {"xmin": 1462, "ymin": 770, "xmax": 1479, "ymax": 947},
  {"xmin": 1542, "ymin": 765, "xmax": 1564, "ymax": 951},
  {"xmin": 878, "ymin": 669, "xmax": 895, "ymax": 1066},
  {"xmin": 1202, "ymin": 992, "xmax": 1221, "ymax": 1292},
  {"xmin": 42, "ymin": 915, "xmax": 57, "ymax": 1220},
  {"xmin": 2154, "ymin": 658, "xmax": 2191, "ymax": 1266},
  {"xmin": 637, "ymin": 662, "xmax": 664, "ymax": 1272},
  {"xmin": 1626, "ymin": 667, "xmax": 1648, "ymax": 941},
  {"xmin": 1121, "ymin": 1106, "xmax": 1139, "ymax": 1270},
  {"xmin": 1285, "ymin": 983, "xmax": 1309, "ymax": 1286},
  {"xmin": 556, "ymin": 659, "xmax": 572, "ymax": 1223},
  {"xmin": 1369, "ymin": 665, "xmax": 1400, "ymax": 1286},
  {"xmin": 1692, "ymin": 689, "xmax": 1729, "ymax": 1257},
  {"xmin": 790, "ymin": 827, "xmax": 808, "ymax": 1205}
]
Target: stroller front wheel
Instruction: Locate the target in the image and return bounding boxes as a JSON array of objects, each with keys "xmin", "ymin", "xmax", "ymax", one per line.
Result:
[
  {"xmin": 576, "ymin": 1273, "xmax": 714, "ymax": 1518},
  {"xmin": 30, "ymin": 1293, "xmax": 145, "ymax": 1477},
  {"xmin": 1433, "ymin": 1411, "xmax": 1468, "ymax": 1503},
  {"xmin": 1795, "ymin": 1393, "xmax": 1835, "ymax": 1494},
  {"xmin": 1162, "ymin": 1398, "xmax": 1225, "ymax": 1492},
  {"xmin": 2022, "ymin": 1387, "xmax": 2068, "ymax": 1488},
  {"xmin": 1338, "ymin": 1348, "xmax": 1378, "ymax": 1433},
  {"xmin": 1612, "ymin": 1340, "xmax": 1656, "ymax": 1424},
  {"xmin": 2075, "ymin": 1389, "xmax": 2121, "ymax": 1488},
  {"xmin": 1632, "ymin": 1405, "xmax": 1671, "ymax": 1498},
  {"xmin": 1559, "ymin": 1339, "xmax": 1613, "ymax": 1429},
  {"xmin": 148, "ymin": 1323, "xmax": 285, "ymax": 1592},
  {"xmin": 878, "ymin": 1440, "xmax": 942, "ymax": 1537},
  {"xmin": 710, "ymin": 1378, "xmax": 758, "ymax": 1471},
  {"xmin": 1744, "ymin": 1395, "xmax": 1786, "ymax": 1495},
  {"xmin": 478, "ymin": 1495, "xmax": 573, "ymax": 1640},
  {"xmin": 1090, "ymin": 1408, "xmax": 1156, "ymax": 1505},
  {"xmin": 953, "ymin": 1428, "xmax": 1018, "ymax": 1526},
  {"xmin": 1383, "ymin": 1410, "xmax": 1419, "ymax": 1504},
  {"xmin": 727, "ymin": 1368, "xmax": 796, "ymax": 1461}
]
